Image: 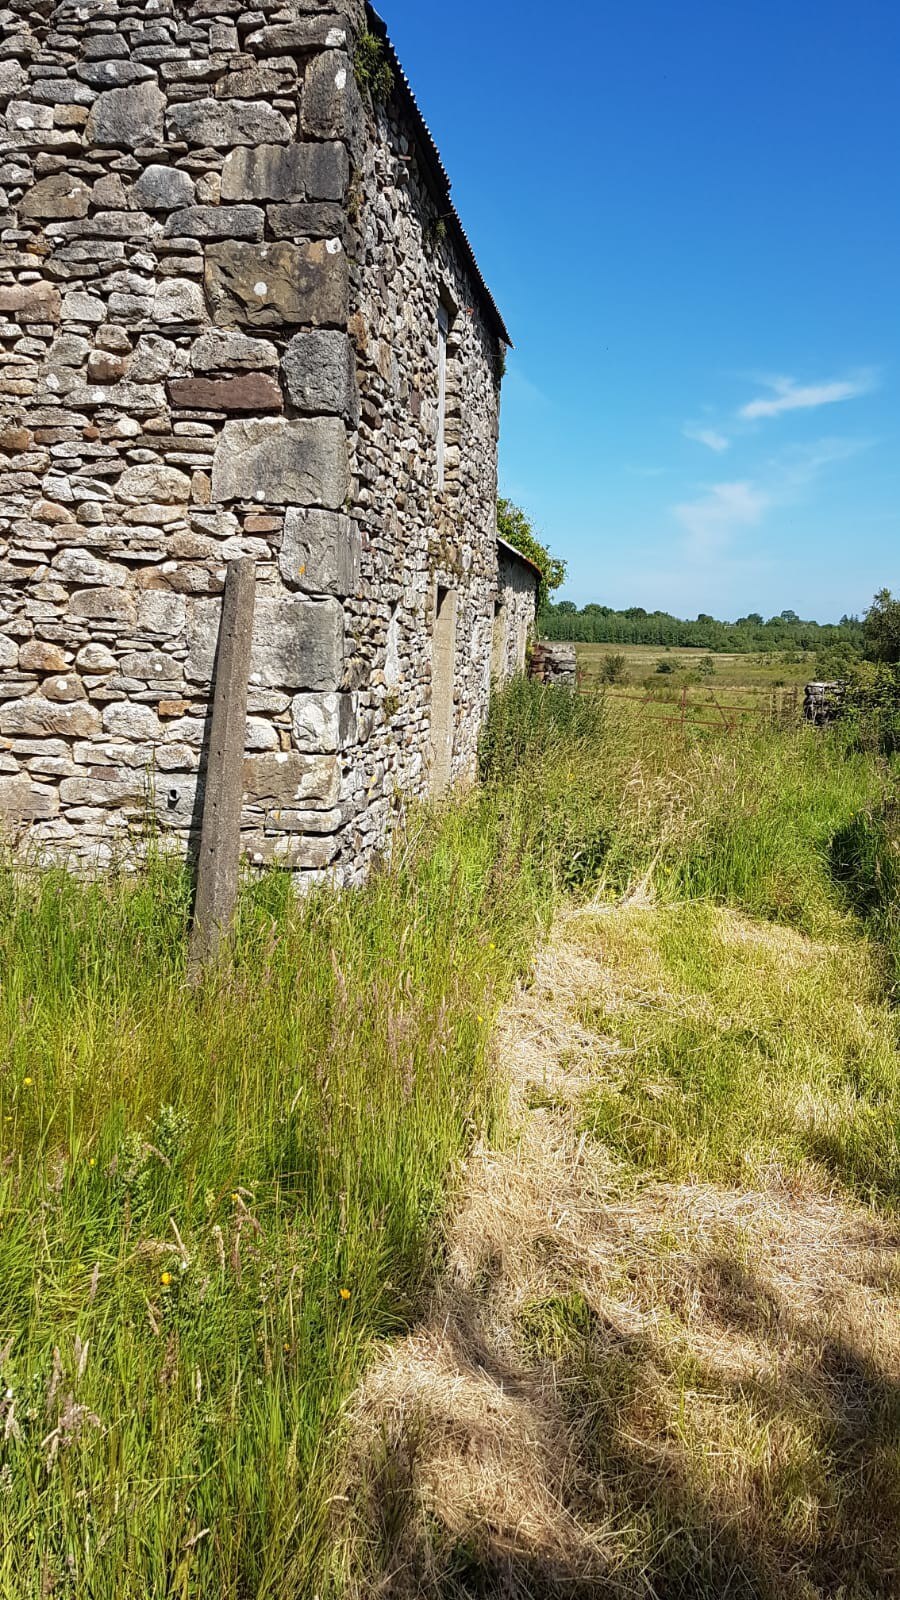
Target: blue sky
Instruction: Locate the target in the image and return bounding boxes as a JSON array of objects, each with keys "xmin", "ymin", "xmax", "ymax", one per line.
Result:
[{"xmin": 381, "ymin": 0, "xmax": 900, "ymax": 621}]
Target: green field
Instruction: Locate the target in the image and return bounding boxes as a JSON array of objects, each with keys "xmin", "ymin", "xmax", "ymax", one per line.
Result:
[{"xmin": 575, "ymin": 641, "xmax": 815, "ymax": 694}]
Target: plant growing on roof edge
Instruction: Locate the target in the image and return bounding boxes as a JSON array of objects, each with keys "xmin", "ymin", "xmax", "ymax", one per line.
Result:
[
  {"xmin": 497, "ymin": 496, "xmax": 567, "ymax": 615},
  {"xmin": 354, "ymin": 31, "xmax": 394, "ymax": 102}
]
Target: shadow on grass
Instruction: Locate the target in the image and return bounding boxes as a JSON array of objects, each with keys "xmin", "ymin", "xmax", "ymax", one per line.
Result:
[{"xmin": 351, "ymin": 1253, "xmax": 900, "ymax": 1600}]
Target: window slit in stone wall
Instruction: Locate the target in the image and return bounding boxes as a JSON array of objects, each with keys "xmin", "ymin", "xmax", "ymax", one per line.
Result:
[
  {"xmin": 430, "ymin": 584, "xmax": 457, "ymax": 795},
  {"xmin": 436, "ymin": 302, "xmax": 450, "ymax": 491},
  {"xmin": 491, "ymin": 599, "xmax": 507, "ymax": 682}
]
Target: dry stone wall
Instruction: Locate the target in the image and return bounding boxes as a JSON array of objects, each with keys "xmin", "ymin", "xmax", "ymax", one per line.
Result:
[{"xmin": 0, "ymin": 0, "xmax": 506, "ymax": 881}]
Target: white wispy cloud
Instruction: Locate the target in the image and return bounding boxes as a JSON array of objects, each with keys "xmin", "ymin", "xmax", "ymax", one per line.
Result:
[
  {"xmin": 684, "ymin": 425, "xmax": 730, "ymax": 452},
  {"xmin": 673, "ymin": 480, "xmax": 770, "ymax": 557},
  {"xmin": 739, "ymin": 370, "xmax": 876, "ymax": 422}
]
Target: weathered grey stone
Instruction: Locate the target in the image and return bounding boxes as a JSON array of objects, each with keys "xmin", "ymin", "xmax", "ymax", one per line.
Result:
[
  {"xmin": 75, "ymin": 643, "xmax": 116, "ymax": 672},
  {"xmin": 0, "ymin": 696, "xmax": 101, "ymax": 739},
  {"xmin": 220, "ymin": 140, "xmax": 348, "ymax": 202},
  {"xmin": 66, "ymin": 587, "xmax": 137, "ymax": 623},
  {"xmin": 137, "ymin": 591, "xmax": 187, "ymax": 636},
  {"xmin": 0, "ymin": 637, "xmax": 19, "ymax": 671},
  {"xmin": 117, "ymin": 464, "xmax": 192, "ymax": 504},
  {"xmin": 211, "ymin": 417, "xmax": 348, "ymax": 508},
  {"xmin": 102, "ymin": 702, "xmax": 161, "ymax": 740},
  {"xmin": 190, "ymin": 329, "xmax": 279, "ymax": 373},
  {"xmin": 129, "ymin": 334, "xmax": 183, "ymax": 383},
  {"xmin": 77, "ymin": 59, "xmax": 154, "ymax": 89},
  {"xmin": 28, "ymin": 80, "xmax": 96, "ymax": 108},
  {"xmin": 243, "ymin": 751, "xmax": 339, "ymax": 807},
  {"xmin": 205, "ymin": 239, "xmax": 348, "ymax": 329},
  {"xmin": 46, "ymin": 333, "xmax": 91, "ymax": 367},
  {"xmin": 291, "ymin": 690, "xmax": 354, "ymax": 752},
  {"xmin": 267, "ymin": 202, "xmax": 344, "ymax": 241},
  {"xmin": 131, "ymin": 164, "xmax": 195, "ymax": 210},
  {"xmin": 279, "ymin": 508, "xmax": 360, "ymax": 596},
  {"xmin": 43, "ymin": 674, "xmax": 86, "ymax": 704},
  {"xmin": 85, "ymin": 81, "xmax": 166, "ymax": 148},
  {"xmin": 163, "ymin": 205, "xmax": 264, "ymax": 242},
  {"xmin": 20, "ymin": 172, "xmax": 90, "ymax": 218},
  {"xmin": 59, "ymin": 771, "xmax": 148, "ymax": 807},
  {"xmin": 186, "ymin": 595, "xmax": 344, "ymax": 691},
  {"xmin": 281, "ymin": 329, "xmax": 358, "ymax": 420},
  {"xmin": 0, "ymin": 774, "xmax": 59, "ymax": 821},
  {"xmin": 52, "ymin": 548, "xmax": 129, "ymax": 588},
  {"xmin": 117, "ymin": 651, "xmax": 181, "ymax": 683},
  {"xmin": 166, "ymin": 98, "xmax": 291, "ymax": 149},
  {"xmin": 301, "ymin": 50, "xmax": 360, "ymax": 145},
  {"xmin": 60, "ymin": 289, "xmax": 105, "ymax": 323},
  {"xmin": 153, "ymin": 277, "xmax": 206, "ymax": 326},
  {"xmin": 245, "ymin": 17, "xmax": 348, "ymax": 53}
]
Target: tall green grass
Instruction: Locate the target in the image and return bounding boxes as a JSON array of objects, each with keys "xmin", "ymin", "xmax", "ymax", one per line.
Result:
[{"xmin": 0, "ymin": 682, "xmax": 895, "ymax": 1595}]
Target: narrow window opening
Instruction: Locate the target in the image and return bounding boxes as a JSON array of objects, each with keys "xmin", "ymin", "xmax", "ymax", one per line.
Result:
[
  {"xmin": 430, "ymin": 584, "xmax": 457, "ymax": 794},
  {"xmin": 436, "ymin": 302, "xmax": 449, "ymax": 491}
]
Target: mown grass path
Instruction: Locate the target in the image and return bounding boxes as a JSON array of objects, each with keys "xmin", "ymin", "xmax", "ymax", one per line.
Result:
[{"xmin": 347, "ymin": 900, "xmax": 900, "ymax": 1598}]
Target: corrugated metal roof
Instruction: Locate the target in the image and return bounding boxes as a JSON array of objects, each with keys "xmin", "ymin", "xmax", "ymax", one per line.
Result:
[
  {"xmin": 497, "ymin": 534, "xmax": 542, "ymax": 580},
  {"xmin": 365, "ymin": 5, "xmax": 512, "ymax": 348}
]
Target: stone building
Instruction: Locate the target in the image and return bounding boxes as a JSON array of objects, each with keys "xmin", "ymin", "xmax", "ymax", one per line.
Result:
[{"xmin": 0, "ymin": 0, "xmax": 536, "ymax": 881}]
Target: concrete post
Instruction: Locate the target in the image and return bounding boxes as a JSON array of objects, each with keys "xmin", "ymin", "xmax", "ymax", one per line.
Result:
[{"xmin": 188, "ymin": 557, "xmax": 256, "ymax": 975}]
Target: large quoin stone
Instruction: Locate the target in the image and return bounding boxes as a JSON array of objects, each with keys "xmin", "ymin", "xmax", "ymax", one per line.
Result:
[
  {"xmin": 243, "ymin": 751, "xmax": 339, "ymax": 807},
  {"xmin": 281, "ymin": 330, "xmax": 358, "ymax": 420},
  {"xmin": 279, "ymin": 508, "xmax": 360, "ymax": 596},
  {"xmin": 205, "ymin": 239, "xmax": 348, "ymax": 330},
  {"xmin": 167, "ymin": 373, "xmax": 283, "ymax": 411},
  {"xmin": 85, "ymin": 81, "xmax": 166, "ymax": 148},
  {"xmin": 211, "ymin": 417, "xmax": 348, "ymax": 508},
  {"xmin": 186, "ymin": 595, "xmax": 344, "ymax": 691},
  {"xmin": 20, "ymin": 172, "xmax": 90, "ymax": 218},
  {"xmin": 267, "ymin": 202, "xmax": 344, "ymax": 241},
  {"xmin": 220, "ymin": 141, "xmax": 348, "ymax": 203},
  {"xmin": 0, "ymin": 697, "xmax": 102, "ymax": 739},
  {"xmin": 163, "ymin": 205, "xmax": 265, "ymax": 242},
  {"xmin": 301, "ymin": 51, "xmax": 360, "ymax": 144},
  {"xmin": 166, "ymin": 98, "xmax": 291, "ymax": 148},
  {"xmin": 291, "ymin": 691, "xmax": 354, "ymax": 753}
]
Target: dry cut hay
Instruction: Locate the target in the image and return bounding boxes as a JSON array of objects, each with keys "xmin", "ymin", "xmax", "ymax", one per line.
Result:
[{"xmin": 342, "ymin": 907, "xmax": 900, "ymax": 1599}]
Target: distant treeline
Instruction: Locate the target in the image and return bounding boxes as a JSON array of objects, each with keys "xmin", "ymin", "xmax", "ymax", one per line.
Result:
[{"xmin": 541, "ymin": 603, "xmax": 864, "ymax": 655}]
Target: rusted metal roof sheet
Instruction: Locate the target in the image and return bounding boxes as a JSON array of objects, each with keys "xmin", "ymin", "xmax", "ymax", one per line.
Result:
[{"xmin": 366, "ymin": 5, "xmax": 512, "ymax": 348}]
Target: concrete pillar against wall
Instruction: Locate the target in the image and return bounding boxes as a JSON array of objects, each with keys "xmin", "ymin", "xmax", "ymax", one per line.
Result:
[{"xmin": 188, "ymin": 558, "xmax": 255, "ymax": 972}]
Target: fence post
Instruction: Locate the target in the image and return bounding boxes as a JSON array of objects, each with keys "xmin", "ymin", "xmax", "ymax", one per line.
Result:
[{"xmin": 188, "ymin": 557, "xmax": 256, "ymax": 977}]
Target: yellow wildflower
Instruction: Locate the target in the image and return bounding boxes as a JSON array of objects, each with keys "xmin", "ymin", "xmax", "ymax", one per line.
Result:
[
  {"xmin": 22, "ymin": 1077, "xmax": 33, "ymax": 1087},
  {"xmin": 160, "ymin": 1271, "xmax": 173, "ymax": 1287},
  {"xmin": 339, "ymin": 1287, "xmax": 351, "ymax": 1301}
]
